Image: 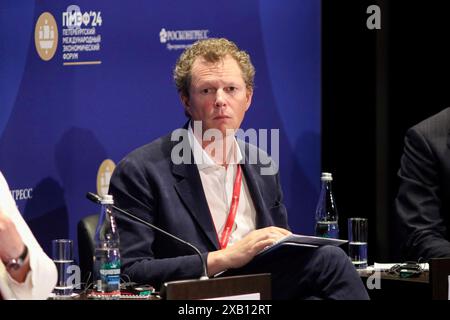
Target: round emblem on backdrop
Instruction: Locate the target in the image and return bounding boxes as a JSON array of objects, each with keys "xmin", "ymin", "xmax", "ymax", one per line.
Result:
[
  {"xmin": 34, "ymin": 12, "xmax": 58, "ymax": 61},
  {"xmin": 97, "ymin": 159, "xmax": 116, "ymax": 197}
]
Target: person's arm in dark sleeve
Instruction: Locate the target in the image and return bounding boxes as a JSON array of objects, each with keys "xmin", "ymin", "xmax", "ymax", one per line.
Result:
[
  {"xmin": 395, "ymin": 127, "xmax": 450, "ymax": 260},
  {"xmin": 109, "ymin": 158, "xmax": 206, "ymax": 288}
]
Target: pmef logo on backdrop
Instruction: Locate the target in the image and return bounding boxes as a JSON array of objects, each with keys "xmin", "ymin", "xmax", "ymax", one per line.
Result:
[
  {"xmin": 97, "ymin": 159, "xmax": 115, "ymax": 197},
  {"xmin": 34, "ymin": 6, "xmax": 103, "ymax": 66},
  {"xmin": 61, "ymin": 5, "xmax": 103, "ymax": 66},
  {"xmin": 35, "ymin": 12, "xmax": 58, "ymax": 61}
]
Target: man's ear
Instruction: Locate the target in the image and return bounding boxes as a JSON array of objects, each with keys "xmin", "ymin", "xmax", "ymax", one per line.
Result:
[
  {"xmin": 245, "ymin": 88, "xmax": 253, "ymax": 111},
  {"xmin": 180, "ymin": 94, "xmax": 191, "ymax": 115}
]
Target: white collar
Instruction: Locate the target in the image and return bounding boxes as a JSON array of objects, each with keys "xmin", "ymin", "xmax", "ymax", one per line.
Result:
[{"xmin": 187, "ymin": 122, "xmax": 243, "ymax": 170}]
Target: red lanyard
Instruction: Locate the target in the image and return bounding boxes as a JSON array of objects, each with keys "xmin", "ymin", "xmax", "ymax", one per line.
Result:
[{"xmin": 219, "ymin": 165, "xmax": 243, "ymax": 249}]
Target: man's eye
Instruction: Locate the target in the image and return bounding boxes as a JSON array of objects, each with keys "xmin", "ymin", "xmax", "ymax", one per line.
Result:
[
  {"xmin": 201, "ymin": 88, "xmax": 212, "ymax": 94},
  {"xmin": 226, "ymin": 87, "xmax": 237, "ymax": 92}
]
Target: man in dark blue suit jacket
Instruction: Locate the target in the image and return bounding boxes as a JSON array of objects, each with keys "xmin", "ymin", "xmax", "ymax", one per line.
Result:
[
  {"xmin": 396, "ymin": 108, "xmax": 450, "ymax": 260},
  {"xmin": 109, "ymin": 38, "xmax": 368, "ymax": 299}
]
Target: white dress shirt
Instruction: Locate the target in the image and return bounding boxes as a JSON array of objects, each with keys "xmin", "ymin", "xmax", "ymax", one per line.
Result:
[
  {"xmin": 0, "ymin": 171, "xmax": 57, "ymax": 299},
  {"xmin": 188, "ymin": 125, "xmax": 256, "ymax": 246}
]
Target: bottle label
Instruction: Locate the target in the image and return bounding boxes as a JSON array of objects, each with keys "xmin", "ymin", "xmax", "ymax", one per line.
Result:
[
  {"xmin": 100, "ymin": 260, "xmax": 121, "ymax": 286},
  {"xmin": 315, "ymin": 221, "xmax": 339, "ymax": 239}
]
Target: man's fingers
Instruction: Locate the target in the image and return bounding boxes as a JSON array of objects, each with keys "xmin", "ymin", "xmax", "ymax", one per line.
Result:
[
  {"xmin": 253, "ymin": 238, "xmax": 277, "ymax": 253},
  {"xmin": 262, "ymin": 226, "xmax": 291, "ymax": 236}
]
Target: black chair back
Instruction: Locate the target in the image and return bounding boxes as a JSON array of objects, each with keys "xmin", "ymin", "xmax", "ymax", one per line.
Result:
[{"xmin": 77, "ymin": 214, "xmax": 99, "ymax": 286}]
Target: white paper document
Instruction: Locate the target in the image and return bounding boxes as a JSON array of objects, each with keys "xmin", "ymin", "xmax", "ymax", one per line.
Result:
[{"xmin": 365, "ymin": 262, "xmax": 429, "ymax": 271}]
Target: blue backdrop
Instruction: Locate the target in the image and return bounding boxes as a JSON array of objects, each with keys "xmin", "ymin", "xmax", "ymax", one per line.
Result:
[{"xmin": 0, "ymin": 0, "xmax": 321, "ymax": 260}]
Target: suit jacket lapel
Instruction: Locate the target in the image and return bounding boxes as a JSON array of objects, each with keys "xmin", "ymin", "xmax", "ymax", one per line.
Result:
[
  {"xmin": 172, "ymin": 160, "xmax": 220, "ymax": 250},
  {"xmin": 170, "ymin": 133, "xmax": 273, "ymax": 250},
  {"xmin": 238, "ymin": 141, "xmax": 273, "ymax": 229}
]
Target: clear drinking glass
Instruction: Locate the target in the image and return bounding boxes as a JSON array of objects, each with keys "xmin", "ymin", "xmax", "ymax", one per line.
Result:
[
  {"xmin": 52, "ymin": 239, "xmax": 74, "ymax": 297},
  {"xmin": 347, "ymin": 218, "xmax": 368, "ymax": 269}
]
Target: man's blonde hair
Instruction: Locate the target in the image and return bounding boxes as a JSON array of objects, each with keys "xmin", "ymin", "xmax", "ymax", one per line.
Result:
[{"xmin": 174, "ymin": 38, "xmax": 255, "ymax": 98}]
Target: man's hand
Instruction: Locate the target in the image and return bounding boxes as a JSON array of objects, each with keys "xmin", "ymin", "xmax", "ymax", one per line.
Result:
[{"xmin": 207, "ymin": 226, "xmax": 291, "ymax": 276}]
